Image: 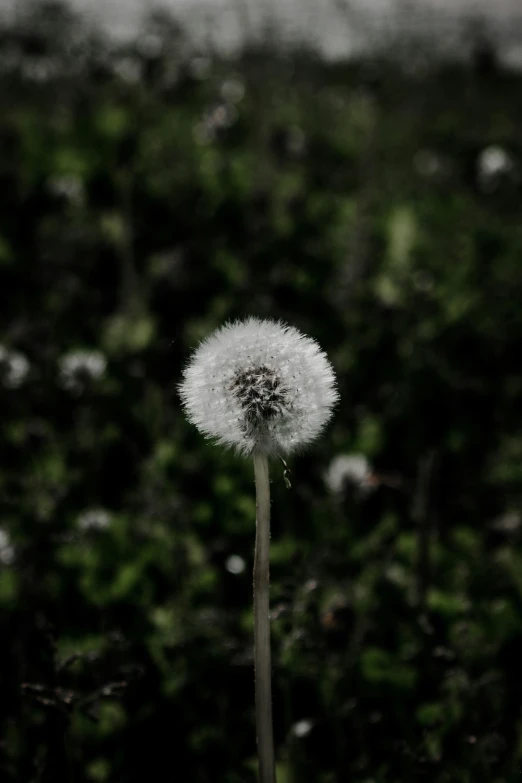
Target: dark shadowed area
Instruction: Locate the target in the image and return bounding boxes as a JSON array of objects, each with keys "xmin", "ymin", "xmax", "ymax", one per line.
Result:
[{"xmin": 2, "ymin": 1, "xmax": 522, "ymax": 782}]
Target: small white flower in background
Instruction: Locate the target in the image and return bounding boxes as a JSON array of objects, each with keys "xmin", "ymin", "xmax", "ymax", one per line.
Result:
[
  {"xmin": 0, "ymin": 528, "xmax": 15, "ymax": 566},
  {"xmin": 325, "ymin": 453, "xmax": 373, "ymax": 494},
  {"xmin": 478, "ymin": 146, "xmax": 512, "ymax": 178},
  {"xmin": 22, "ymin": 58, "xmax": 59, "ymax": 83},
  {"xmin": 0, "ymin": 345, "xmax": 30, "ymax": 389},
  {"xmin": 194, "ymin": 103, "xmax": 238, "ymax": 143},
  {"xmin": 77, "ymin": 508, "xmax": 112, "ymax": 532},
  {"xmin": 59, "ymin": 350, "xmax": 107, "ymax": 394},
  {"xmin": 414, "ymin": 149, "xmax": 443, "ymax": 179},
  {"xmin": 477, "ymin": 145, "xmax": 514, "ymax": 190},
  {"xmin": 113, "ymin": 56, "xmax": 142, "ymax": 84},
  {"xmin": 221, "ymin": 78, "xmax": 245, "ymax": 104},
  {"xmin": 491, "ymin": 510, "xmax": 520, "ymax": 533},
  {"xmin": 303, "ymin": 578, "xmax": 318, "ymax": 593},
  {"xmin": 47, "ymin": 175, "xmax": 84, "ymax": 205},
  {"xmin": 291, "ymin": 719, "xmax": 314, "ymax": 738},
  {"xmin": 189, "ymin": 56, "xmax": 211, "ymax": 80},
  {"xmin": 179, "ymin": 317, "xmax": 339, "ymax": 457},
  {"xmin": 138, "ymin": 33, "xmax": 163, "ymax": 59},
  {"xmin": 385, "ymin": 562, "xmax": 408, "ymax": 587},
  {"xmin": 225, "ymin": 554, "xmax": 246, "ymax": 575},
  {"xmin": 286, "ymin": 126, "xmax": 306, "ymax": 158}
]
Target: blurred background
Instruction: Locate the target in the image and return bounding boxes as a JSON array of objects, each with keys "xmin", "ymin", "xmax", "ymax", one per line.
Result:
[{"xmin": 2, "ymin": 0, "xmax": 522, "ymax": 781}]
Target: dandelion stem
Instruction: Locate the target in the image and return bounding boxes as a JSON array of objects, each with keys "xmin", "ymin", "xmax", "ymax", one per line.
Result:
[{"xmin": 253, "ymin": 452, "xmax": 276, "ymax": 783}]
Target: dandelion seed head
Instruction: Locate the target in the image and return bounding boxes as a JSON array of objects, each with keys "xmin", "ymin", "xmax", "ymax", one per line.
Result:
[{"xmin": 179, "ymin": 317, "xmax": 338, "ymax": 456}]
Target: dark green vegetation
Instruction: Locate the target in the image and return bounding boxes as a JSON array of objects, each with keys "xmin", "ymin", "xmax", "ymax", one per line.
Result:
[{"xmin": 2, "ymin": 3, "xmax": 522, "ymax": 782}]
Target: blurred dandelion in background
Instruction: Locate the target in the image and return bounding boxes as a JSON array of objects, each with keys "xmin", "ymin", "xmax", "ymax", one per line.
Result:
[
  {"xmin": 0, "ymin": 528, "xmax": 15, "ymax": 566},
  {"xmin": 291, "ymin": 719, "xmax": 314, "ymax": 738},
  {"xmin": 58, "ymin": 350, "xmax": 107, "ymax": 394},
  {"xmin": 220, "ymin": 77, "xmax": 245, "ymax": 103},
  {"xmin": 324, "ymin": 453, "xmax": 374, "ymax": 495},
  {"xmin": 225, "ymin": 554, "xmax": 246, "ymax": 574},
  {"xmin": 0, "ymin": 345, "xmax": 30, "ymax": 389},
  {"xmin": 477, "ymin": 145, "xmax": 515, "ymax": 191},
  {"xmin": 77, "ymin": 508, "xmax": 112, "ymax": 532},
  {"xmin": 47, "ymin": 174, "xmax": 85, "ymax": 205}
]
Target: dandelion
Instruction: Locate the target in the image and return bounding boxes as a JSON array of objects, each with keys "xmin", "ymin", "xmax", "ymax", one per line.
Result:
[
  {"xmin": 179, "ymin": 317, "xmax": 338, "ymax": 457},
  {"xmin": 179, "ymin": 317, "xmax": 338, "ymax": 783}
]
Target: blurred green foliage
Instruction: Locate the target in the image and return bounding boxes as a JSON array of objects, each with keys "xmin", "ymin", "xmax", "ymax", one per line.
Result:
[{"xmin": 2, "ymin": 2, "xmax": 522, "ymax": 782}]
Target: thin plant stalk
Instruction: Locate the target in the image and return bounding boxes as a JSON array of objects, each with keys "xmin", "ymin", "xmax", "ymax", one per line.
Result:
[
  {"xmin": 253, "ymin": 452, "xmax": 276, "ymax": 783},
  {"xmin": 413, "ymin": 450, "xmax": 435, "ymax": 610}
]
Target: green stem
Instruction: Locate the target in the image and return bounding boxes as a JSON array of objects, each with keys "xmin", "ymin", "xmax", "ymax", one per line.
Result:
[{"xmin": 253, "ymin": 452, "xmax": 276, "ymax": 783}]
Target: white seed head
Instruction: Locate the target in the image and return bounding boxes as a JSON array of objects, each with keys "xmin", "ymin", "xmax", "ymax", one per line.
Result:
[
  {"xmin": 179, "ymin": 317, "xmax": 339, "ymax": 457},
  {"xmin": 325, "ymin": 453, "xmax": 372, "ymax": 494}
]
